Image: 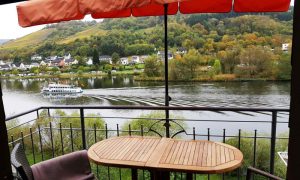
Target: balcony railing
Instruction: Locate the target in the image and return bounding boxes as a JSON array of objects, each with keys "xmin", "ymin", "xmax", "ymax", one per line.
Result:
[{"xmin": 6, "ymin": 106, "xmax": 289, "ymax": 179}]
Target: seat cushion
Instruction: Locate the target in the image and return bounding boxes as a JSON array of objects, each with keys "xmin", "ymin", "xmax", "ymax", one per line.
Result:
[{"xmin": 31, "ymin": 150, "xmax": 96, "ymax": 180}]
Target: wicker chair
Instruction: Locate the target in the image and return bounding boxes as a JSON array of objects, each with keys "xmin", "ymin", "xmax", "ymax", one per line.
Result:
[{"xmin": 11, "ymin": 143, "xmax": 96, "ymax": 180}]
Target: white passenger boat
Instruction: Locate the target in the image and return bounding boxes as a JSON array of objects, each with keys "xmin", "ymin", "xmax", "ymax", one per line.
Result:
[{"xmin": 41, "ymin": 83, "xmax": 83, "ymax": 94}]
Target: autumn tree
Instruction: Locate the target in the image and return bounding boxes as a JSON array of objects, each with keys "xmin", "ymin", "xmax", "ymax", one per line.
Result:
[
  {"xmin": 238, "ymin": 46, "xmax": 274, "ymax": 77},
  {"xmin": 182, "ymin": 49, "xmax": 201, "ymax": 79},
  {"xmin": 143, "ymin": 56, "xmax": 162, "ymax": 77},
  {"xmin": 217, "ymin": 48, "xmax": 241, "ymax": 74}
]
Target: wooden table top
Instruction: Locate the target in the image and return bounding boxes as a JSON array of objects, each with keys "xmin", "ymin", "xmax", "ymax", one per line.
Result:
[{"xmin": 88, "ymin": 136, "xmax": 243, "ymax": 174}]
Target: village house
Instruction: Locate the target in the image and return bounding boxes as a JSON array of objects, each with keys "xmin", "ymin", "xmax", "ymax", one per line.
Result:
[
  {"xmin": 65, "ymin": 59, "xmax": 78, "ymax": 66},
  {"xmin": 31, "ymin": 54, "xmax": 42, "ymax": 61},
  {"xmin": 49, "ymin": 56, "xmax": 58, "ymax": 61},
  {"xmin": 43, "ymin": 59, "xmax": 52, "ymax": 66},
  {"xmin": 120, "ymin": 57, "xmax": 129, "ymax": 65},
  {"xmin": 58, "ymin": 60, "xmax": 65, "ymax": 67},
  {"xmin": 64, "ymin": 53, "xmax": 72, "ymax": 60},
  {"xmin": 157, "ymin": 51, "xmax": 173, "ymax": 60},
  {"xmin": 131, "ymin": 56, "xmax": 140, "ymax": 64},
  {"xmin": 140, "ymin": 55, "xmax": 149, "ymax": 63},
  {"xmin": 30, "ymin": 62, "xmax": 40, "ymax": 68},
  {"xmin": 18, "ymin": 63, "xmax": 26, "ymax": 70},
  {"xmin": 99, "ymin": 55, "xmax": 112, "ymax": 64},
  {"xmin": 86, "ymin": 57, "xmax": 93, "ymax": 65},
  {"xmin": 0, "ymin": 64, "xmax": 11, "ymax": 71},
  {"xmin": 50, "ymin": 57, "xmax": 64, "ymax": 67},
  {"xmin": 176, "ymin": 47, "xmax": 188, "ymax": 55},
  {"xmin": 282, "ymin": 43, "xmax": 290, "ymax": 52},
  {"xmin": 10, "ymin": 64, "xmax": 17, "ymax": 69},
  {"xmin": 40, "ymin": 60, "xmax": 47, "ymax": 66}
]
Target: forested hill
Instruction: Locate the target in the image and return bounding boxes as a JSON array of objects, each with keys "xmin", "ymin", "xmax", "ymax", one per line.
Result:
[{"xmin": 0, "ymin": 10, "xmax": 293, "ymax": 62}]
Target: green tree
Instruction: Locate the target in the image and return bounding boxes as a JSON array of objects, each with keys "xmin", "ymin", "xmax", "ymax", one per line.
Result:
[
  {"xmin": 75, "ymin": 56, "xmax": 86, "ymax": 66},
  {"xmin": 277, "ymin": 53, "xmax": 291, "ymax": 80},
  {"xmin": 239, "ymin": 46, "xmax": 274, "ymax": 77},
  {"xmin": 143, "ymin": 56, "xmax": 162, "ymax": 77},
  {"xmin": 77, "ymin": 45, "xmax": 91, "ymax": 57},
  {"xmin": 217, "ymin": 48, "xmax": 240, "ymax": 74},
  {"xmin": 226, "ymin": 132, "xmax": 288, "ymax": 178},
  {"xmin": 169, "ymin": 57, "xmax": 182, "ymax": 80},
  {"xmin": 39, "ymin": 65, "xmax": 47, "ymax": 73},
  {"xmin": 33, "ymin": 110, "xmax": 105, "ymax": 154},
  {"xmin": 92, "ymin": 49, "xmax": 99, "ymax": 65},
  {"xmin": 182, "ymin": 49, "xmax": 201, "ymax": 79},
  {"xmin": 213, "ymin": 59, "xmax": 222, "ymax": 75},
  {"xmin": 12, "ymin": 69, "xmax": 19, "ymax": 75},
  {"xmin": 124, "ymin": 44, "xmax": 155, "ymax": 56},
  {"xmin": 121, "ymin": 112, "xmax": 186, "ymax": 137},
  {"xmin": 30, "ymin": 67, "xmax": 39, "ymax": 74},
  {"xmin": 111, "ymin": 52, "xmax": 120, "ymax": 65},
  {"xmin": 52, "ymin": 67, "xmax": 60, "ymax": 73},
  {"xmin": 13, "ymin": 56, "xmax": 21, "ymax": 64}
]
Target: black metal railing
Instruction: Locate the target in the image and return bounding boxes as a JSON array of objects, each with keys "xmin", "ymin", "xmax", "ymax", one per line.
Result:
[
  {"xmin": 6, "ymin": 106, "xmax": 289, "ymax": 179},
  {"xmin": 246, "ymin": 167, "xmax": 284, "ymax": 180}
]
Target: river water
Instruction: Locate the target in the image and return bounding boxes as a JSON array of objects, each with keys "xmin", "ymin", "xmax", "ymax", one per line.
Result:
[{"xmin": 1, "ymin": 76, "xmax": 290, "ymax": 137}]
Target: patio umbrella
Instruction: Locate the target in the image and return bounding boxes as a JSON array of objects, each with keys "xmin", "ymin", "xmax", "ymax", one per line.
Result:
[{"xmin": 16, "ymin": 0, "xmax": 291, "ymax": 137}]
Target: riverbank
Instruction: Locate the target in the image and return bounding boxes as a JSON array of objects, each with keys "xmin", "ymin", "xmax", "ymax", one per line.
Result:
[
  {"xmin": 134, "ymin": 74, "xmax": 291, "ymax": 82},
  {"xmin": 0, "ymin": 71, "xmax": 142, "ymax": 79},
  {"xmin": 0, "ymin": 72, "xmax": 290, "ymax": 82}
]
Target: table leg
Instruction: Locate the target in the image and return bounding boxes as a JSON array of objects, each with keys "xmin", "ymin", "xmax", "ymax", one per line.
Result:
[
  {"xmin": 150, "ymin": 171, "xmax": 170, "ymax": 180},
  {"xmin": 186, "ymin": 173, "xmax": 193, "ymax": 180},
  {"xmin": 131, "ymin": 168, "xmax": 138, "ymax": 180}
]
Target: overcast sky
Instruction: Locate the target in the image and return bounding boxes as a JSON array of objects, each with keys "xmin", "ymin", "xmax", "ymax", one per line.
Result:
[
  {"xmin": 0, "ymin": 2, "xmax": 97, "ymax": 39},
  {"xmin": 0, "ymin": 1, "xmax": 295, "ymax": 40}
]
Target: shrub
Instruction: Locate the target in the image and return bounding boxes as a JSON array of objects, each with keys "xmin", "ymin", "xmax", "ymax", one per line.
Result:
[{"xmin": 121, "ymin": 112, "xmax": 186, "ymax": 137}]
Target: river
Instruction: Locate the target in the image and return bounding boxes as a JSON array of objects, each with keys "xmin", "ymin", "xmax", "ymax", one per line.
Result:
[{"xmin": 1, "ymin": 76, "xmax": 290, "ymax": 137}]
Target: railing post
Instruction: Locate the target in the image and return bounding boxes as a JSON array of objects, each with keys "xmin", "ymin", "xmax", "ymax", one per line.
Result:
[
  {"xmin": 270, "ymin": 111, "xmax": 277, "ymax": 174},
  {"xmin": 80, "ymin": 108, "xmax": 86, "ymax": 149},
  {"xmin": 49, "ymin": 122, "xmax": 54, "ymax": 158},
  {"xmin": 253, "ymin": 130, "xmax": 257, "ymax": 168},
  {"xmin": 246, "ymin": 168, "xmax": 252, "ymax": 180},
  {"xmin": 47, "ymin": 108, "xmax": 50, "ymax": 117},
  {"xmin": 36, "ymin": 109, "xmax": 39, "ymax": 119}
]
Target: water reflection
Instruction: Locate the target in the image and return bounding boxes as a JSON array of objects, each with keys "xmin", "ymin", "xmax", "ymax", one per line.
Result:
[
  {"xmin": 42, "ymin": 93, "xmax": 82, "ymax": 99},
  {"xmin": 42, "ymin": 93, "xmax": 94, "ymax": 105}
]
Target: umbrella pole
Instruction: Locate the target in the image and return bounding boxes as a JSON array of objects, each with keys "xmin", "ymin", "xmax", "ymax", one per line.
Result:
[
  {"xmin": 164, "ymin": 4, "xmax": 170, "ymax": 138},
  {"xmin": 287, "ymin": 0, "xmax": 300, "ymax": 178},
  {"xmin": 0, "ymin": 82, "xmax": 13, "ymax": 180}
]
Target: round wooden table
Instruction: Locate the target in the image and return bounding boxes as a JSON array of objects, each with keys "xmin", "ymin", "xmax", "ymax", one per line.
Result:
[{"xmin": 88, "ymin": 136, "xmax": 243, "ymax": 179}]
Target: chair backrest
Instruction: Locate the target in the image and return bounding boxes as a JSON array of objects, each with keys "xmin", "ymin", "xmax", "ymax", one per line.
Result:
[{"xmin": 11, "ymin": 143, "xmax": 34, "ymax": 180}]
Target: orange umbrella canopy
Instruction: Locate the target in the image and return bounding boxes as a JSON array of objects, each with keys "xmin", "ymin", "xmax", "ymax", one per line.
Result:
[{"xmin": 17, "ymin": 0, "xmax": 291, "ymax": 27}]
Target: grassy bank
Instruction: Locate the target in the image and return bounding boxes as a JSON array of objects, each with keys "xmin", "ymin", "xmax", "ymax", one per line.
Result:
[
  {"xmin": 0, "ymin": 72, "xmax": 290, "ymax": 82},
  {"xmin": 134, "ymin": 74, "xmax": 290, "ymax": 82},
  {"xmin": 0, "ymin": 70, "xmax": 143, "ymax": 79}
]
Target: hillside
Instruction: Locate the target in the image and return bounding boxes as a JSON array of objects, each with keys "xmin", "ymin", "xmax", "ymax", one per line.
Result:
[
  {"xmin": 0, "ymin": 29, "xmax": 55, "ymax": 50},
  {"xmin": 0, "ymin": 11, "xmax": 293, "ymax": 61},
  {"xmin": 0, "ymin": 39, "xmax": 11, "ymax": 45},
  {"xmin": 57, "ymin": 24, "xmax": 107, "ymax": 44}
]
